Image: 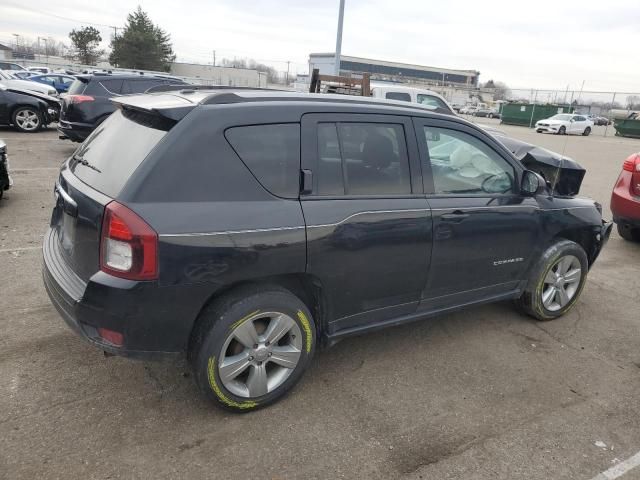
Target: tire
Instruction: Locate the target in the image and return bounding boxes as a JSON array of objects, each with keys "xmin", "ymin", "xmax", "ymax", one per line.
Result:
[
  {"xmin": 582, "ymin": 127, "xmax": 591, "ymax": 136},
  {"xmin": 191, "ymin": 285, "xmax": 316, "ymax": 412},
  {"xmin": 12, "ymin": 107, "xmax": 42, "ymax": 133},
  {"xmin": 617, "ymin": 223, "xmax": 640, "ymax": 242},
  {"xmin": 515, "ymin": 239, "xmax": 588, "ymax": 321},
  {"xmin": 558, "ymin": 126, "xmax": 566, "ymax": 135}
]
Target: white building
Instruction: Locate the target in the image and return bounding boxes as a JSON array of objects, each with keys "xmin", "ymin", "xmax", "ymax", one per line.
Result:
[
  {"xmin": 309, "ymin": 53, "xmax": 480, "ymax": 87},
  {"xmin": 170, "ymin": 62, "xmax": 267, "ymax": 88}
]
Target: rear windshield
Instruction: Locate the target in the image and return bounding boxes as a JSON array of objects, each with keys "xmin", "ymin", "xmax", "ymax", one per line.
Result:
[
  {"xmin": 69, "ymin": 109, "xmax": 169, "ymax": 197},
  {"xmin": 67, "ymin": 79, "xmax": 87, "ymax": 95}
]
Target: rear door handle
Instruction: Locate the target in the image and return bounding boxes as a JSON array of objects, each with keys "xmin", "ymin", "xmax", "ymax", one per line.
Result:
[{"xmin": 441, "ymin": 211, "xmax": 469, "ymax": 223}]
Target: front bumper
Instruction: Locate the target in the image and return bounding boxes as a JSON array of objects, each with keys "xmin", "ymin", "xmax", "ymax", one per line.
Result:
[
  {"xmin": 536, "ymin": 124, "xmax": 560, "ymax": 133},
  {"xmin": 591, "ymin": 220, "xmax": 613, "ymax": 264}
]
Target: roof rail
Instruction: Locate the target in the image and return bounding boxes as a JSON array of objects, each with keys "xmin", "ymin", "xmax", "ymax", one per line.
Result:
[
  {"xmin": 200, "ymin": 91, "xmax": 452, "ymax": 115},
  {"xmin": 146, "ymin": 84, "xmax": 282, "ymax": 94}
]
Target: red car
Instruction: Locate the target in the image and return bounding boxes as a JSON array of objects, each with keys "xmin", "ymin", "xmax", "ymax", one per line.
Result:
[{"xmin": 611, "ymin": 153, "xmax": 640, "ymax": 241}]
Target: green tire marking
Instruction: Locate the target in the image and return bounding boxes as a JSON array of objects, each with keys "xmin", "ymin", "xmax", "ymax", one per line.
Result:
[
  {"xmin": 207, "ymin": 357, "xmax": 257, "ymax": 410},
  {"xmin": 229, "ymin": 309, "xmax": 260, "ymax": 332},
  {"xmin": 296, "ymin": 310, "xmax": 313, "ymax": 353}
]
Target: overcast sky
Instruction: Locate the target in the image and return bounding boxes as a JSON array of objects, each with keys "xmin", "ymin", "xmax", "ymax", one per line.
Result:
[{"xmin": 1, "ymin": 0, "xmax": 639, "ymax": 92}]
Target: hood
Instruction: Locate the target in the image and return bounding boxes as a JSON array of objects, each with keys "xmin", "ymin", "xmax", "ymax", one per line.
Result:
[
  {"xmin": 3, "ymin": 85, "xmax": 60, "ymax": 108},
  {"xmin": 1, "ymin": 78, "xmax": 57, "ymax": 96},
  {"xmin": 492, "ymin": 134, "xmax": 586, "ymax": 197}
]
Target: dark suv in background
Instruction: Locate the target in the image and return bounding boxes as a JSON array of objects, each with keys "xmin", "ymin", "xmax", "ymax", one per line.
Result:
[
  {"xmin": 44, "ymin": 89, "xmax": 611, "ymax": 412},
  {"xmin": 57, "ymin": 73, "xmax": 187, "ymax": 142}
]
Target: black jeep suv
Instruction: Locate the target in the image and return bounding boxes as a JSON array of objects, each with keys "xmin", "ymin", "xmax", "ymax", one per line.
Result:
[
  {"xmin": 57, "ymin": 73, "xmax": 187, "ymax": 142},
  {"xmin": 43, "ymin": 89, "xmax": 612, "ymax": 411}
]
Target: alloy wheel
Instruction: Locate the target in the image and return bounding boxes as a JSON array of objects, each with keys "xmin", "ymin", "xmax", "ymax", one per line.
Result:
[
  {"xmin": 15, "ymin": 109, "xmax": 40, "ymax": 131},
  {"xmin": 541, "ymin": 255, "xmax": 582, "ymax": 311},
  {"xmin": 218, "ymin": 311, "xmax": 303, "ymax": 398}
]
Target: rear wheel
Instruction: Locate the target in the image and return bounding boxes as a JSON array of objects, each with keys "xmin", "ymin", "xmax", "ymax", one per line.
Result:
[
  {"xmin": 515, "ymin": 240, "xmax": 588, "ymax": 320},
  {"xmin": 191, "ymin": 286, "xmax": 316, "ymax": 412},
  {"xmin": 12, "ymin": 107, "xmax": 42, "ymax": 133},
  {"xmin": 558, "ymin": 126, "xmax": 566, "ymax": 135},
  {"xmin": 583, "ymin": 127, "xmax": 591, "ymax": 136},
  {"xmin": 617, "ymin": 223, "xmax": 640, "ymax": 242}
]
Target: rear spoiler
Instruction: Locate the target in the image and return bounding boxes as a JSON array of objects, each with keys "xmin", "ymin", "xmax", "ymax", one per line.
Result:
[{"xmin": 111, "ymin": 95, "xmax": 196, "ymax": 122}]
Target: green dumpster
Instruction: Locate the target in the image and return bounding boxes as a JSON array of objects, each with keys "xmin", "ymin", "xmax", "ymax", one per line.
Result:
[
  {"xmin": 614, "ymin": 118, "xmax": 640, "ymax": 138},
  {"xmin": 501, "ymin": 103, "xmax": 573, "ymax": 127}
]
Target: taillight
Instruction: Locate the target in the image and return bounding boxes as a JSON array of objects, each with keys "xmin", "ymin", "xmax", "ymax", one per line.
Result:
[
  {"xmin": 68, "ymin": 95, "xmax": 94, "ymax": 104},
  {"xmin": 100, "ymin": 201, "xmax": 158, "ymax": 280},
  {"xmin": 622, "ymin": 153, "xmax": 640, "ymax": 196}
]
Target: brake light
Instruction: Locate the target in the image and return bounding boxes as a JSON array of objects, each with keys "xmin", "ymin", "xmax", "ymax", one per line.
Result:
[
  {"xmin": 68, "ymin": 95, "xmax": 94, "ymax": 104},
  {"xmin": 100, "ymin": 201, "xmax": 158, "ymax": 280},
  {"xmin": 622, "ymin": 154, "xmax": 640, "ymax": 196}
]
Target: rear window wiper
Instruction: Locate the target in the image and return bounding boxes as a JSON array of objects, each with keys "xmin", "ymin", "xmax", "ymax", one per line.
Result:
[{"xmin": 72, "ymin": 153, "xmax": 101, "ymax": 173}]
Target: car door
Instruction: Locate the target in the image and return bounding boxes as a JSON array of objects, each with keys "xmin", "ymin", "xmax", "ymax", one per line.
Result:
[
  {"xmin": 573, "ymin": 115, "xmax": 588, "ymax": 134},
  {"xmin": 301, "ymin": 113, "xmax": 433, "ymax": 334},
  {"xmin": 413, "ymin": 117, "xmax": 540, "ymax": 311}
]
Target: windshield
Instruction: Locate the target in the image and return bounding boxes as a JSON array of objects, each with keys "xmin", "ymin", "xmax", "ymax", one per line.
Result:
[
  {"xmin": 70, "ymin": 109, "xmax": 170, "ymax": 197},
  {"xmin": 0, "ymin": 71, "xmax": 11, "ymax": 80},
  {"xmin": 550, "ymin": 114, "xmax": 572, "ymax": 121}
]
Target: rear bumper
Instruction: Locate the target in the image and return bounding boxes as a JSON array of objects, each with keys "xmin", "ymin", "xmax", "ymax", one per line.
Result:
[
  {"xmin": 42, "ymin": 228, "xmax": 196, "ymax": 359},
  {"xmin": 57, "ymin": 120, "xmax": 93, "ymax": 142}
]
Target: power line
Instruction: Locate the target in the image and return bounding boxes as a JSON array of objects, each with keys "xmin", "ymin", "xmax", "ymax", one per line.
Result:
[{"xmin": 4, "ymin": 4, "xmax": 118, "ymax": 30}]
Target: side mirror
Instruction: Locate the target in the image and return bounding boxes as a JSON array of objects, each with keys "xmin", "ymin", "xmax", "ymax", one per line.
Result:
[
  {"xmin": 570, "ymin": 118, "xmax": 575, "ymax": 122},
  {"xmin": 521, "ymin": 170, "xmax": 547, "ymax": 196}
]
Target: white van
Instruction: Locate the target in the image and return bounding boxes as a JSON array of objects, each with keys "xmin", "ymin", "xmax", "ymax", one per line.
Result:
[{"xmin": 370, "ymin": 85, "xmax": 453, "ymax": 113}]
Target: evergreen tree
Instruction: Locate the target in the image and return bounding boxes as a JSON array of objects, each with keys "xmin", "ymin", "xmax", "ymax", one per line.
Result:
[
  {"xmin": 109, "ymin": 7, "xmax": 175, "ymax": 71},
  {"xmin": 69, "ymin": 27, "xmax": 103, "ymax": 65}
]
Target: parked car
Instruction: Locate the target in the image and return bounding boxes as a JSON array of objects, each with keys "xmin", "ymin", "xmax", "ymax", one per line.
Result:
[
  {"xmin": 57, "ymin": 74, "xmax": 187, "ymax": 142},
  {"xmin": 593, "ymin": 116, "xmax": 610, "ymax": 126},
  {"xmin": 370, "ymin": 85, "xmax": 454, "ymax": 113},
  {"xmin": 43, "ymin": 89, "xmax": 612, "ymax": 411},
  {"xmin": 29, "ymin": 74, "xmax": 76, "ymax": 94},
  {"xmin": 0, "ymin": 139, "xmax": 11, "ymax": 200},
  {"xmin": 611, "ymin": 153, "xmax": 640, "ymax": 241},
  {"xmin": 535, "ymin": 114, "xmax": 593, "ymax": 135},
  {"xmin": 0, "ymin": 62, "xmax": 27, "ymax": 71},
  {"xmin": 0, "ymin": 70, "xmax": 58, "ymax": 97},
  {"xmin": 27, "ymin": 66, "xmax": 52, "ymax": 74},
  {"xmin": 0, "ymin": 84, "xmax": 60, "ymax": 132},
  {"xmin": 474, "ymin": 108, "xmax": 501, "ymax": 119},
  {"xmin": 459, "ymin": 105, "xmax": 478, "ymax": 115}
]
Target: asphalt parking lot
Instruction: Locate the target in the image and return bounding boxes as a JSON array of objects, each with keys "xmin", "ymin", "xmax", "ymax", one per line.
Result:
[{"xmin": 1, "ymin": 121, "xmax": 639, "ymax": 480}]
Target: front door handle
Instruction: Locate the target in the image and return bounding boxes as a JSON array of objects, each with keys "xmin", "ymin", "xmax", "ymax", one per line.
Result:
[{"xmin": 441, "ymin": 211, "xmax": 469, "ymax": 223}]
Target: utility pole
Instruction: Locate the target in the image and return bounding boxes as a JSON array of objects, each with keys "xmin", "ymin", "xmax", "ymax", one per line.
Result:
[
  {"xmin": 286, "ymin": 61, "xmax": 290, "ymax": 85},
  {"xmin": 212, "ymin": 50, "xmax": 216, "ymax": 67},
  {"xmin": 12, "ymin": 33, "xmax": 19, "ymax": 51},
  {"xmin": 334, "ymin": 0, "xmax": 345, "ymax": 76},
  {"xmin": 112, "ymin": 26, "xmax": 118, "ymax": 39}
]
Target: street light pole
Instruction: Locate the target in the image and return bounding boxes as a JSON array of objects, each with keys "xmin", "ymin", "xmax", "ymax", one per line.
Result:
[{"xmin": 334, "ymin": 0, "xmax": 345, "ymax": 76}]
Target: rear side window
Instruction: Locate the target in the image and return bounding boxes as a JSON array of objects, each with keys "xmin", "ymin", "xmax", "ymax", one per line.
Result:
[
  {"xmin": 70, "ymin": 109, "xmax": 169, "ymax": 197},
  {"xmin": 316, "ymin": 122, "xmax": 411, "ymax": 196},
  {"xmin": 122, "ymin": 79, "xmax": 167, "ymax": 94},
  {"xmin": 385, "ymin": 92, "xmax": 411, "ymax": 102},
  {"xmin": 83, "ymin": 79, "xmax": 123, "ymax": 95},
  {"xmin": 225, "ymin": 124, "xmax": 300, "ymax": 198}
]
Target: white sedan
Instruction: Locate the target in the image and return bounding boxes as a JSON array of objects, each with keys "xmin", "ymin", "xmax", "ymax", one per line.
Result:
[
  {"xmin": 535, "ymin": 114, "xmax": 593, "ymax": 136},
  {"xmin": 0, "ymin": 70, "xmax": 58, "ymax": 97}
]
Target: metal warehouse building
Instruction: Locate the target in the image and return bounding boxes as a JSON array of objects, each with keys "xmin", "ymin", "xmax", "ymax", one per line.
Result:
[{"xmin": 309, "ymin": 53, "xmax": 479, "ymax": 87}]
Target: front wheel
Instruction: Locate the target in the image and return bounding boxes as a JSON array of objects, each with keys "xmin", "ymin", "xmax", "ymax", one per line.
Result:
[
  {"xmin": 515, "ymin": 239, "xmax": 588, "ymax": 320},
  {"xmin": 12, "ymin": 107, "xmax": 42, "ymax": 133},
  {"xmin": 191, "ymin": 286, "xmax": 316, "ymax": 412},
  {"xmin": 582, "ymin": 126, "xmax": 591, "ymax": 136}
]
